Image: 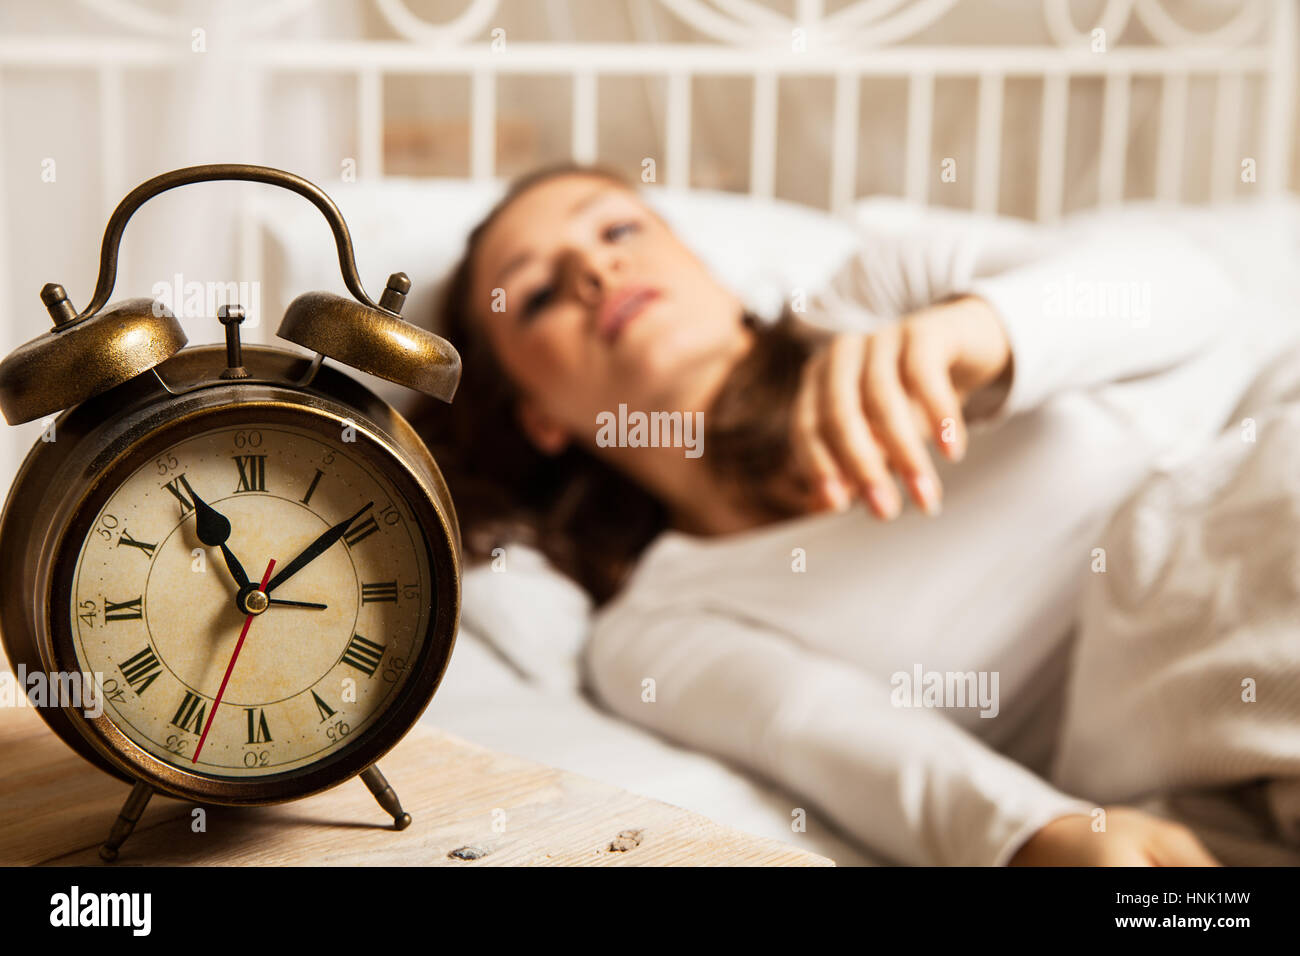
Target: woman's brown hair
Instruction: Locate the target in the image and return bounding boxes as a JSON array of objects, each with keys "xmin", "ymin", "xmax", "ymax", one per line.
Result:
[{"xmin": 408, "ymin": 162, "xmax": 820, "ymax": 604}]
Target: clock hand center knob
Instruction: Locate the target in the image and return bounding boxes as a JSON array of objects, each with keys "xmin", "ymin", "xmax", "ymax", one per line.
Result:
[{"xmin": 238, "ymin": 585, "xmax": 270, "ymax": 615}]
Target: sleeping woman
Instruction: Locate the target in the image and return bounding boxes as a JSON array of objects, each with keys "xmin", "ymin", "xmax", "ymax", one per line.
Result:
[{"xmin": 411, "ymin": 162, "xmax": 1292, "ymax": 866}]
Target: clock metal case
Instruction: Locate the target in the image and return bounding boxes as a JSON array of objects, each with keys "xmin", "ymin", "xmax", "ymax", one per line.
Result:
[{"xmin": 0, "ymin": 343, "xmax": 461, "ymax": 806}]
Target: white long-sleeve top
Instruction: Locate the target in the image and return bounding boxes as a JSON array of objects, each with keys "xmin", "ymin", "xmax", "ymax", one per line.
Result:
[{"xmin": 582, "ymin": 210, "xmax": 1298, "ymax": 866}]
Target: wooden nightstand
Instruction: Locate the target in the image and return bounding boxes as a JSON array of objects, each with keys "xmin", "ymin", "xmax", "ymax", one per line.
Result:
[{"xmin": 0, "ymin": 682, "xmax": 831, "ymax": 867}]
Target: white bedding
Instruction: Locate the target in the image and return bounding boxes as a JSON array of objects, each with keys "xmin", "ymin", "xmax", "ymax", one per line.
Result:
[
  {"xmin": 257, "ymin": 183, "xmax": 1300, "ymax": 865},
  {"xmin": 1054, "ymin": 343, "xmax": 1300, "ymax": 865}
]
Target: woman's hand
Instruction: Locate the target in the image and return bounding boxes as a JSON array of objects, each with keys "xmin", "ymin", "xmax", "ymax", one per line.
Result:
[
  {"xmin": 1009, "ymin": 807, "xmax": 1222, "ymax": 866},
  {"xmin": 790, "ymin": 295, "xmax": 1012, "ymax": 519}
]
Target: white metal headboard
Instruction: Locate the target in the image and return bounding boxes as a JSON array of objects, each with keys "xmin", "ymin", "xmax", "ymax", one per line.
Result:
[
  {"xmin": 0, "ymin": 0, "xmax": 1295, "ymax": 496},
  {"xmin": 0, "ymin": 0, "xmax": 1293, "ymax": 222}
]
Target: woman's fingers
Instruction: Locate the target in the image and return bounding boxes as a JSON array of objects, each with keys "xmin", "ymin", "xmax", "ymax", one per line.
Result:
[
  {"xmin": 791, "ymin": 325, "xmax": 964, "ymax": 520},
  {"xmin": 1149, "ymin": 824, "xmax": 1223, "ymax": 867},
  {"xmin": 900, "ymin": 331, "xmax": 967, "ymax": 462},
  {"xmin": 861, "ymin": 330, "xmax": 943, "ymax": 515},
  {"xmin": 819, "ymin": 336, "xmax": 901, "ymax": 519},
  {"xmin": 791, "ymin": 351, "xmax": 852, "ymax": 510}
]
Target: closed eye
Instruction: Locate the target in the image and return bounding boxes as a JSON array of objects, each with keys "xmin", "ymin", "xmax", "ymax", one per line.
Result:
[
  {"xmin": 518, "ymin": 221, "xmax": 638, "ymax": 320},
  {"xmin": 604, "ymin": 220, "xmax": 640, "ymax": 242},
  {"xmin": 522, "ymin": 284, "xmax": 555, "ymax": 319}
]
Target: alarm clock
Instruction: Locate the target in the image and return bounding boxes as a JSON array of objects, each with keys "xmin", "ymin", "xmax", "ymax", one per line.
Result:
[{"xmin": 0, "ymin": 164, "xmax": 462, "ymax": 861}]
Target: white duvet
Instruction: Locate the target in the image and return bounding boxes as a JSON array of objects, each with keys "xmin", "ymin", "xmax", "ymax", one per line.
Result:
[{"xmin": 1054, "ymin": 344, "xmax": 1300, "ymax": 863}]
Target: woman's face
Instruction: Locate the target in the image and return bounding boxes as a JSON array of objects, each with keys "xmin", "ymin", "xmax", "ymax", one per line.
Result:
[{"xmin": 469, "ymin": 173, "xmax": 749, "ymax": 455}]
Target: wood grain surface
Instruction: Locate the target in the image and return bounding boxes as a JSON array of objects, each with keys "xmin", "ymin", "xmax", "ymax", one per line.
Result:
[{"xmin": 0, "ymin": 681, "xmax": 832, "ymax": 867}]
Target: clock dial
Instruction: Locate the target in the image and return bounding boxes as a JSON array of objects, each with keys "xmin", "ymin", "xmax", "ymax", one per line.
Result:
[{"xmin": 67, "ymin": 422, "xmax": 434, "ymax": 778}]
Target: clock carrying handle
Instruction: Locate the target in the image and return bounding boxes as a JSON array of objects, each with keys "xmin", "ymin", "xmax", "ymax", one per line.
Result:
[{"xmin": 78, "ymin": 164, "xmax": 383, "ymax": 321}]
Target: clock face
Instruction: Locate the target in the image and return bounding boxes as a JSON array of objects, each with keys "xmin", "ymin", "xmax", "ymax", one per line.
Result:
[{"xmin": 65, "ymin": 420, "xmax": 435, "ymax": 780}]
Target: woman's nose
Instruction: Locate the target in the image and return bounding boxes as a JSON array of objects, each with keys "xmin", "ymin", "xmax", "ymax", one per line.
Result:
[
  {"xmin": 561, "ymin": 249, "xmax": 623, "ymax": 306},
  {"xmin": 572, "ymin": 268, "xmax": 602, "ymax": 306}
]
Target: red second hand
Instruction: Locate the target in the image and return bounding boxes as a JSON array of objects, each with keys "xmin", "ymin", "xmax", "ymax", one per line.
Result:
[{"xmin": 193, "ymin": 558, "xmax": 276, "ymax": 764}]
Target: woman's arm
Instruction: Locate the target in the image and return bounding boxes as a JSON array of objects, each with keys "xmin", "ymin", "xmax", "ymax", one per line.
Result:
[
  {"xmin": 965, "ymin": 220, "xmax": 1234, "ymax": 420},
  {"xmin": 585, "ymin": 606, "xmax": 1098, "ymax": 866},
  {"xmin": 796, "ymin": 221, "xmax": 1241, "ymax": 516}
]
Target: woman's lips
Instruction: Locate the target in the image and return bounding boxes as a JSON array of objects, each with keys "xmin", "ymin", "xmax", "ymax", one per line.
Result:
[{"xmin": 599, "ymin": 286, "xmax": 660, "ymax": 342}]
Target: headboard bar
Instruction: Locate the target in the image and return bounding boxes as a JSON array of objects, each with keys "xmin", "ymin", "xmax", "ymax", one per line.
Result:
[
  {"xmin": 974, "ymin": 72, "xmax": 1005, "ymax": 215},
  {"xmin": 0, "ymin": 0, "xmax": 1293, "ymax": 222}
]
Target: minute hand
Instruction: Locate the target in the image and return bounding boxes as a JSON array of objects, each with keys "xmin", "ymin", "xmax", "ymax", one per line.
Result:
[{"xmin": 264, "ymin": 501, "xmax": 373, "ymax": 595}]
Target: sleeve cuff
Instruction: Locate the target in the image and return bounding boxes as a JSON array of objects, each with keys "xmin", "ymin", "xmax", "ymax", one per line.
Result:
[
  {"xmin": 965, "ymin": 271, "xmax": 1056, "ymax": 422},
  {"xmin": 989, "ymin": 798, "xmax": 1098, "ymax": 867}
]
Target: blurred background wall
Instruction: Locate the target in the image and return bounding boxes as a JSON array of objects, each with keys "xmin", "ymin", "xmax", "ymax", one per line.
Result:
[{"xmin": 0, "ymin": 0, "xmax": 1296, "ymax": 494}]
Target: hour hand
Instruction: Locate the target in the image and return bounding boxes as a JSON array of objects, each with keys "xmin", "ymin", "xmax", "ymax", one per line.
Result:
[
  {"xmin": 182, "ymin": 475, "xmax": 251, "ymax": 588},
  {"xmin": 217, "ymin": 543, "xmax": 250, "ymax": 589}
]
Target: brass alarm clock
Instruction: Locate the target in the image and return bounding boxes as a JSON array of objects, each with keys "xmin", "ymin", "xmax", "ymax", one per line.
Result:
[{"xmin": 0, "ymin": 165, "xmax": 462, "ymax": 861}]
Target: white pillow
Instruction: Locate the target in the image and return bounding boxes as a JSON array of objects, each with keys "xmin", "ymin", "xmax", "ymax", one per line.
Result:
[{"xmin": 458, "ymin": 544, "xmax": 592, "ymax": 693}]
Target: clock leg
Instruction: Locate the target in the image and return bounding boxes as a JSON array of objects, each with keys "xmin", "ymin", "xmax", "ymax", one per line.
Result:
[
  {"xmin": 99, "ymin": 780, "xmax": 154, "ymax": 862},
  {"xmin": 360, "ymin": 765, "xmax": 411, "ymax": 830}
]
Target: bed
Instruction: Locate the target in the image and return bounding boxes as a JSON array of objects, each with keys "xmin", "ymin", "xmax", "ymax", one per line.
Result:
[{"xmin": 252, "ymin": 177, "xmax": 1300, "ymax": 866}]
